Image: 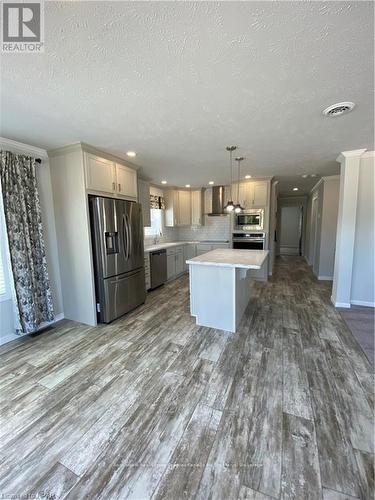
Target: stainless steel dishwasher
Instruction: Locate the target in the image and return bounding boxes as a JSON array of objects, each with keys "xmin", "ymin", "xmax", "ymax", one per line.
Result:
[{"xmin": 150, "ymin": 249, "xmax": 167, "ymax": 289}]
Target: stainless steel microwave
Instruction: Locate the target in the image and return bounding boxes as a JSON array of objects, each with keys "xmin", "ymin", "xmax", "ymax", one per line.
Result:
[{"xmin": 234, "ymin": 209, "xmax": 264, "ymax": 231}]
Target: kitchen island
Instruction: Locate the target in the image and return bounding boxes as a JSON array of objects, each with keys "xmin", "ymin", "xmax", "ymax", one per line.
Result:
[{"xmin": 186, "ymin": 249, "xmax": 269, "ymax": 333}]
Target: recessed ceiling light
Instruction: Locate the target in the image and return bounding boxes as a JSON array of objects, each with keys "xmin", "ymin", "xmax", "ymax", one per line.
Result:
[
  {"xmin": 245, "ymin": 175, "xmax": 252, "ymax": 179},
  {"xmin": 161, "ymin": 180, "xmax": 167, "ymax": 184},
  {"xmin": 208, "ymin": 181, "xmax": 214, "ymax": 185},
  {"xmin": 126, "ymin": 151, "xmax": 136, "ymax": 157},
  {"xmin": 185, "ymin": 184, "xmax": 191, "ymax": 188},
  {"xmin": 322, "ymin": 102, "xmax": 355, "ymax": 117},
  {"xmin": 293, "ymin": 187, "xmax": 299, "ymax": 191},
  {"xmin": 301, "ymin": 174, "xmax": 308, "ymax": 178},
  {"xmin": 310, "ymin": 174, "xmax": 317, "ymax": 178}
]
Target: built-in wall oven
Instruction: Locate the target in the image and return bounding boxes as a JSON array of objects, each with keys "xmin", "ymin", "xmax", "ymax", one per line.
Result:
[
  {"xmin": 232, "ymin": 232, "xmax": 265, "ymax": 250},
  {"xmin": 234, "ymin": 209, "xmax": 264, "ymax": 231}
]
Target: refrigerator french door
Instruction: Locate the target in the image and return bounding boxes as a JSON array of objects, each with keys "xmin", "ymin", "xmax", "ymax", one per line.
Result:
[{"xmin": 89, "ymin": 196, "xmax": 146, "ymax": 323}]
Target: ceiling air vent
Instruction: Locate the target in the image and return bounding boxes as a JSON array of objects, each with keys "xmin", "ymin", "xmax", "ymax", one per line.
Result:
[{"xmin": 322, "ymin": 102, "xmax": 355, "ymax": 117}]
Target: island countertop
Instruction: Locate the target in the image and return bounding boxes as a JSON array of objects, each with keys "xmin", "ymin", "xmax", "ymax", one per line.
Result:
[{"xmin": 186, "ymin": 249, "xmax": 269, "ymax": 269}]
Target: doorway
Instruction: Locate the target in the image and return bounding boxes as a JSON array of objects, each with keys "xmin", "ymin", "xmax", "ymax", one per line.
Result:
[{"xmin": 279, "ymin": 205, "xmax": 303, "ymax": 256}]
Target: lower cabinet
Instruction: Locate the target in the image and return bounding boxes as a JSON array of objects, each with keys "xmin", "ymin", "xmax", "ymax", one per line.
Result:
[
  {"xmin": 166, "ymin": 246, "xmax": 187, "ymax": 281},
  {"xmin": 196, "ymin": 242, "xmax": 229, "ymax": 255}
]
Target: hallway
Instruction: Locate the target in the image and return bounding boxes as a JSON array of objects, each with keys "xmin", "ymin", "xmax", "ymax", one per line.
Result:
[{"xmin": 0, "ymin": 257, "xmax": 373, "ymax": 499}]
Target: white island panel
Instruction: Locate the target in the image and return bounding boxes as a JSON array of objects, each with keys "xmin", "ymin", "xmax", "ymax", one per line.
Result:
[{"xmin": 187, "ymin": 249, "xmax": 268, "ymax": 333}]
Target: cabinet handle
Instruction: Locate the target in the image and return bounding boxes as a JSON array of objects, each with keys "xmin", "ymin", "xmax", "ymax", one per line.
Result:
[
  {"xmin": 118, "ymin": 183, "xmax": 121, "ymax": 192},
  {"xmin": 112, "ymin": 182, "xmax": 116, "ymax": 191}
]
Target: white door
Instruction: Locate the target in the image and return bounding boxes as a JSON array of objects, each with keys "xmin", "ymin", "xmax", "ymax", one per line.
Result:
[
  {"xmin": 116, "ymin": 163, "xmax": 138, "ymax": 199},
  {"xmin": 167, "ymin": 253, "xmax": 176, "ymax": 280},
  {"xmin": 252, "ymin": 182, "xmax": 268, "ymax": 206},
  {"xmin": 85, "ymin": 154, "xmax": 115, "ymax": 194},
  {"xmin": 178, "ymin": 191, "xmax": 191, "ymax": 226},
  {"xmin": 280, "ymin": 206, "xmax": 301, "ymax": 255},
  {"xmin": 175, "ymin": 249, "xmax": 184, "ymax": 275}
]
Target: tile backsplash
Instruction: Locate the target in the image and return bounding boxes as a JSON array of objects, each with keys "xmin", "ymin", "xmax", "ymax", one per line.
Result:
[
  {"xmin": 144, "ymin": 214, "xmax": 231, "ymax": 246},
  {"xmin": 178, "ymin": 215, "xmax": 231, "ymax": 241}
]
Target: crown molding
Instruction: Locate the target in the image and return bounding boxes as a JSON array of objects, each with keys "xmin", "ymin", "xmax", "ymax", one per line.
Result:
[
  {"xmin": 47, "ymin": 141, "xmax": 139, "ymax": 170},
  {"xmin": 310, "ymin": 177, "xmax": 323, "ymax": 194},
  {"xmin": 322, "ymin": 175, "xmax": 340, "ymax": 182},
  {"xmin": 0, "ymin": 137, "xmax": 48, "ymax": 159},
  {"xmin": 361, "ymin": 150, "xmax": 375, "ymax": 159},
  {"xmin": 336, "ymin": 149, "xmax": 367, "ymax": 163}
]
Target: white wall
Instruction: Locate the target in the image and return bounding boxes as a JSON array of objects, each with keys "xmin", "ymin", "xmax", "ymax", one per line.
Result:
[
  {"xmin": 0, "ymin": 138, "xmax": 63, "ymax": 344},
  {"xmin": 351, "ymin": 154, "xmax": 375, "ymax": 306},
  {"xmin": 305, "ymin": 177, "xmax": 339, "ymax": 280}
]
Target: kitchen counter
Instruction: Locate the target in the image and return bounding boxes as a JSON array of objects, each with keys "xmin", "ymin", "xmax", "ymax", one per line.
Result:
[
  {"xmin": 186, "ymin": 249, "xmax": 268, "ymax": 269},
  {"xmin": 187, "ymin": 249, "xmax": 269, "ymax": 333},
  {"xmin": 144, "ymin": 240, "xmax": 229, "ymax": 253}
]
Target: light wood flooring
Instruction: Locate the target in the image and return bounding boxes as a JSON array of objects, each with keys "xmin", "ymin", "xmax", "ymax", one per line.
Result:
[{"xmin": 0, "ymin": 256, "xmax": 374, "ymax": 499}]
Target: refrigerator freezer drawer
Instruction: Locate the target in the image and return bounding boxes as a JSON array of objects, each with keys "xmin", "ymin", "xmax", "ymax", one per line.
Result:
[{"xmin": 99, "ymin": 268, "xmax": 146, "ymax": 323}]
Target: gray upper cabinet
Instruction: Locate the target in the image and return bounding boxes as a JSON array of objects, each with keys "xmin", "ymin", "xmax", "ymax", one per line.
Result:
[{"xmin": 138, "ymin": 179, "xmax": 151, "ymax": 227}]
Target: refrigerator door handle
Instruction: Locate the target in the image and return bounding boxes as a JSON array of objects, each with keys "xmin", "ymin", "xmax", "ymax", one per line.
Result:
[
  {"xmin": 125, "ymin": 214, "xmax": 131, "ymax": 260},
  {"xmin": 122, "ymin": 214, "xmax": 128, "ymax": 259},
  {"xmin": 127, "ymin": 214, "xmax": 133, "ymax": 260}
]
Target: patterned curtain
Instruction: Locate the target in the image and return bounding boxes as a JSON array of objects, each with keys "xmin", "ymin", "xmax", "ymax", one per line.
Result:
[
  {"xmin": 150, "ymin": 195, "xmax": 165, "ymax": 209},
  {"xmin": 0, "ymin": 151, "xmax": 54, "ymax": 334}
]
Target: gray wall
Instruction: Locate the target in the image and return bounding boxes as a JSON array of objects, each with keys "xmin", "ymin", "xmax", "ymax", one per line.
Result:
[
  {"xmin": 351, "ymin": 156, "xmax": 374, "ymax": 305},
  {"xmin": 305, "ymin": 176, "xmax": 340, "ymax": 279}
]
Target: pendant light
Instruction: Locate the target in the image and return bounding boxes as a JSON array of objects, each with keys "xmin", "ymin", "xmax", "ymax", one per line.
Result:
[
  {"xmin": 234, "ymin": 156, "xmax": 245, "ymax": 213},
  {"xmin": 224, "ymin": 145, "xmax": 237, "ymax": 212}
]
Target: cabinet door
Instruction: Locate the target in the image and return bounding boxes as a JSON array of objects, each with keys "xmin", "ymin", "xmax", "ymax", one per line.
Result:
[
  {"xmin": 85, "ymin": 153, "xmax": 116, "ymax": 194},
  {"xmin": 238, "ymin": 182, "xmax": 249, "ymax": 208},
  {"xmin": 175, "ymin": 249, "xmax": 184, "ymax": 275},
  {"xmin": 191, "ymin": 190, "xmax": 202, "ymax": 226},
  {"xmin": 116, "ymin": 163, "xmax": 138, "ymax": 199},
  {"xmin": 196, "ymin": 243, "xmax": 213, "ymax": 256},
  {"xmin": 138, "ymin": 179, "xmax": 151, "ymax": 227},
  {"xmin": 164, "ymin": 190, "xmax": 178, "ymax": 227},
  {"xmin": 252, "ymin": 182, "xmax": 268, "ymax": 206},
  {"xmin": 167, "ymin": 253, "xmax": 176, "ymax": 280},
  {"xmin": 177, "ymin": 190, "xmax": 191, "ymax": 226}
]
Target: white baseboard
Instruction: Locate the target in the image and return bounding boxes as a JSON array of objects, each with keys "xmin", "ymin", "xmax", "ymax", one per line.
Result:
[
  {"xmin": 351, "ymin": 300, "xmax": 375, "ymax": 308},
  {"xmin": 318, "ymin": 275, "xmax": 333, "ymax": 281},
  {"xmin": 331, "ymin": 296, "xmax": 351, "ymax": 308},
  {"xmin": 0, "ymin": 312, "xmax": 65, "ymax": 346}
]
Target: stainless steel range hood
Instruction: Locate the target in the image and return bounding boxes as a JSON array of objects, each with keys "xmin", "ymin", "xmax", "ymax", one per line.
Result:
[{"xmin": 208, "ymin": 186, "xmax": 227, "ymax": 216}]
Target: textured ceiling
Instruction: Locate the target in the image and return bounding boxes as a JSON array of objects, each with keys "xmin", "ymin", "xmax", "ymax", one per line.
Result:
[{"xmin": 1, "ymin": 1, "xmax": 374, "ymax": 194}]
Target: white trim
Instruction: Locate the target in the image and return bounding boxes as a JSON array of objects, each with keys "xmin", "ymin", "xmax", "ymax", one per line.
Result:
[
  {"xmin": 322, "ymin": 175, "xmax": 340, "ymax": 182},
  {"xmin": 331, "ymin": 297, "xmax": 351, "ymax": 308},
  {"xmin": 0, "ymin": 312, "xmax": 64, "ymax": 346},
  {"xmin": 360, "ymin": 151, "xmax": 375, "ymax": 159},
  {"xmin": 310, "ymin": 178, "xmax": 323, "ymax": 194},
  {"xmin": 318, "ymin": 275, "xmax": 333, "ymax": 281},
  {"xmin": 351, "ymin": 300, "xmax": 375, "ymax": 308},
  {"xmin": 0, "ymin": 137, "xmax": 48, "ymax": 159},
  {"xmin": 336, "ymin": 149, "xmax": 367, "ymax": 162}
]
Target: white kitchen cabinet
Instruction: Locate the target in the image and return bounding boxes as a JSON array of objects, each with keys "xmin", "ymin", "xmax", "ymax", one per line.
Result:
[
  {"xmin": 252, "ymin": 182, "xmax": 268, "ymax": 207},
  {"xmin": 191, "ymin": 189, "xmax": 205, "ymax": 226},
  {"xmin": 144, "ymin": 253, "xmax": 151, "ymax": 290},
  {"xmin": 164, "ymin": 190, "xmax": 191, "ymax": 227},
  {"xmin": 184, "ymin": 243, "xmax": 197, "ymax": 271},
  {"xmin": 166, "ymin": 245, "xmax": 186, "ymax": 280},
  {"xmin": 138, "ymin": 179, "xmax": 151, "ymax": 227},
  {"xmin": 175, "ymin": 248, "xmax": 184, "ymax": 275},
  {"xmin": 232, "ymin": 180, "xmax": 268, "ymax": 209},
  {"xmin": 85, "ymin": 153, "xmax": 116, "ymax": 194},
  {"xmin": 84, "ymin": 152, "xmax": 137, "ymax": 200},
  {"xmin": 196, "ymin": 242, "xmax": 230, "ymax": 256},
  {"xmin": 116, "ymin": 163, "xmax": 138, "ymax": 199},
  {"xmin": 167, "ymin": 253, "xmax": 176, "ymax": 281}
]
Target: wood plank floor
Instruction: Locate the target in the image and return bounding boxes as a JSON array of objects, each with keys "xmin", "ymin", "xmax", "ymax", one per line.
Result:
[{"xmin": 0, "ymin": 256, "xmax": 373, "ymax": 499}]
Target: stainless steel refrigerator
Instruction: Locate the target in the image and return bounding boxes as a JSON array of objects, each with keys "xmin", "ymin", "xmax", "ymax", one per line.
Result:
[{"xmin": 89, "ymin": 196, "xmax": 146, "ymax": 323}]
